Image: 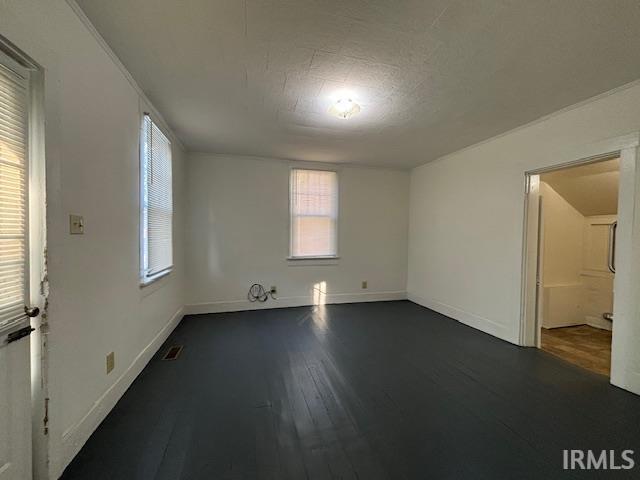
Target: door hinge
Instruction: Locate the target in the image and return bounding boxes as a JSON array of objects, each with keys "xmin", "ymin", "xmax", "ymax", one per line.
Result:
[{"xmin": 43, "ymin": 397, "xmax": 49, "ymax": 435}]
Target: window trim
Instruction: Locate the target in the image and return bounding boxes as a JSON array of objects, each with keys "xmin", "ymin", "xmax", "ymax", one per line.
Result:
[
  {"xmin": 139, "ymin": 267, "xmax": 172, "ymax": 288},
  {"xmin": 139, "ymin": 112, "xmax": 173, "ymax": 287},
  {"xmin": 288, "ymin": 166, "xmax": 340, "ymax": 261}
]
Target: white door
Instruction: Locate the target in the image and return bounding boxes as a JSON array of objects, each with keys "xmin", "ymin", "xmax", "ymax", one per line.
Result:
[{"xmin": 0, "ymin": 58, "xmax": 36, "ymax": 480}]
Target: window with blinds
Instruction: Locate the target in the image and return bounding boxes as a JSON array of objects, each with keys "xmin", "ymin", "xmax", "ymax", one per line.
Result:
[
  {"xmin": 140, "ymin": 114, "xmax": 173, "ymax": 282},
  {"xmin": 289, "ymin": 169, "xmax": 338, "ymax": 258},
  {"xmin": 0, "ymin": 64, "xmax": 28, "ymax": 327}
]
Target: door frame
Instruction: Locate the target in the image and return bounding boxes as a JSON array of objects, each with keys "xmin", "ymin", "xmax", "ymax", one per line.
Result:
[
  {"xmin": 0, "ymin": 35, "xmax": 48, "ymax": 479},
  {"xmin": 520, "ymin": 132, "xmax": 640, "ymax": 393},
  {"xmin": 27, "ymin": 64, "xmax": 48, "ymax": 480}
]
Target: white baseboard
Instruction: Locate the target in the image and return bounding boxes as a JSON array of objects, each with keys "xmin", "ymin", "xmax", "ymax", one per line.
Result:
[
  {"xmin": 541, "ymin": 321, "xmax": 585, "ymax": 329},
  {"xmin": 407, "ymin": 292, "xmax": 516, "ymax": 344},
  {"xmin": 59, "ymin": 307, "xmax": 184, "ymax": 475},
  {"xmin": 184, "ymin": 291, "xmax": 407, "ymax": 315},
  {"xmin": 585, "ymin": 315, "xmax": 613, "ymax": 331}
]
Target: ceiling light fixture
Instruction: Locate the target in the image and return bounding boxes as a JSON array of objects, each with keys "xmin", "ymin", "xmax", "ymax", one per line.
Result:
[{"xmin": 328, "ymin": 98, "xmax": 361, "ymax": 119}]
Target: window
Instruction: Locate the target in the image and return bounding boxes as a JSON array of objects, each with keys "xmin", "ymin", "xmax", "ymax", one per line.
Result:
[
  {"xmin": 140, "ymin": 114, "xmax": 173, "ymax": 283},
  {"xmin": 289, "ymin": 168, "xmax": 338, "ymax": 258},
  {"xmin": 0, "ymin": 62, "xmax": 28, "ymax": 327}
]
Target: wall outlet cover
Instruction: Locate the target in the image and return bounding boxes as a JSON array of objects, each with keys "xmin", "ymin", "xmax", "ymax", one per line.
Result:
[
  {"xmin": 270, "ymin": 286, "xmax": 277, "ymax": 294},
  {"xmin": 362, "ymin": 280, "xmax": 368, "ymax": 289},
  {"xmin": 106, "ymin": 352, "xmax": 115, "ymax": 374}
]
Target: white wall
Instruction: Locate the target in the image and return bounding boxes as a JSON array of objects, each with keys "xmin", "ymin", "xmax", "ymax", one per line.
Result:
[
  {"xmin": 0, "ymin": 1, "xmax": 186, "ymax": 478},
  {"xmin": 540, "ymin": 182, "xmax": 584, "ymax": 287},
  {"xmin": 408, "ymin": 80, "xmax": 640, "ymax": 345},
  {"xmin": 185, "ymin": 154, "xmax": 409, "ymax": 312},
  {"xmin": 539, "ymin": 182, "xmax": 585, "ymax": 328}
]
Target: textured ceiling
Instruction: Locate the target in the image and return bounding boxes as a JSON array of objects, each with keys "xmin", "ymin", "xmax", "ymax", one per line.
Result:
[
  {"xmin": 542, "ymin": 158, "xmax": 620, "ymax": 216},
  {"xmin": 75, "ymin": 0, "xmax": 640, "ymax": 168}
]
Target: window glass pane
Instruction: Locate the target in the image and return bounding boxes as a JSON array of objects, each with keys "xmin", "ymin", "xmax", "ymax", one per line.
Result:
[
  {"xmin": 0, "ymin": 64, "xmax": 27, "ymax": 326},
  {"xmin": 141, "ymin": 115, "xmax": 172, "ymax": 280},
  {"xmin": 290, "ymin": 169, "xmax": 338, "ymax": 257}
]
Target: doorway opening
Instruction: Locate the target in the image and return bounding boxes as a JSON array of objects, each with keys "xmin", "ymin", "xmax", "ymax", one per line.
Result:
[
  {"xmin": 535, "ymin": 158, "xmax": 619, "ymax": 376},
  {"xmin": 521, "ymin": 135, "xmax": 640, "ymax": 393}
]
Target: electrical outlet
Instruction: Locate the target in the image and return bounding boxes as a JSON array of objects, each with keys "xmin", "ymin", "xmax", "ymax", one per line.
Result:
[
  {"xmin": 106, "ymin": 352, "xmax": 115, "ymax": 374},
  {"xmin": 362, "ymin": 280, "xmax": 368, "ymax": 289},
  {"xmin": 270, "ymin": 286, "xmax": 277, "ymax": 294}
]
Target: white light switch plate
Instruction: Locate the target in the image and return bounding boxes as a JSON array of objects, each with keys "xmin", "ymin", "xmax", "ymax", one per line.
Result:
[{"xmin": 69, "ymin": 214, "xmax": 84, "ymax": 234}]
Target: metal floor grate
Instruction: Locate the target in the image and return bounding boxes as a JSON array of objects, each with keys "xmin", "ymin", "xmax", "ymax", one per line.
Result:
[{"xmin": 162, "ymin": 345, "xmax": 183, "ymax": 361}]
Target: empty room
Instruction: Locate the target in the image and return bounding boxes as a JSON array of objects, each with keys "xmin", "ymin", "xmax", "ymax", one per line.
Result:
[{"xmin": 2, "ymin": 1, "xmax": 640, "ymax": 479}]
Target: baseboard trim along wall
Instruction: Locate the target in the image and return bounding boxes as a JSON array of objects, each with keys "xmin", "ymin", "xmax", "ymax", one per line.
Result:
[
  {"xmin": 184, "ymin": 291, "xmax": 407, "ymax": 315},
  {"xmin": 407, "ymin": 293, "xmax": 516, "ymax": 344},
  {"xmin": 585, "ymin": 315, "xmax": 613, "ymax": 331},
  {"xmin": 59, "ymin": 307, "xmax": 184, "ymax": 474}
]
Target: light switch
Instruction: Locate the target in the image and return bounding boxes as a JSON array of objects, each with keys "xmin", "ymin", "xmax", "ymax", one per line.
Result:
[{"xmin": 69, "ymin": 214, "xmax": 84, "ymax": 235}]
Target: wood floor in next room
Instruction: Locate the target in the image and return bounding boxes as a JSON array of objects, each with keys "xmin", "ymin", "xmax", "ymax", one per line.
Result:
[
  {"xmin": 541, "ymin": 325, "xmax": 612, "ymax": 376},
  {"xmin": 62, "ymin": 301, "xmax": 640, "ymax": 480}
]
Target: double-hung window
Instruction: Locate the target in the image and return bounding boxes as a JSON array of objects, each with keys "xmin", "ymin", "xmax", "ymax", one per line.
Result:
[
  {"xmin": 140, "ymin": 114, "xmax": 173, "ymax": 283},
  {"xmin": 289, "ymin": 168, "xmax": 338, "ymax": 258}
]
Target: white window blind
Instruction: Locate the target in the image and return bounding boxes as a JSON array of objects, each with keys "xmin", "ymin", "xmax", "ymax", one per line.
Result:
[
  {"xmin": 141, "ymin": 114, "xmax": 173, "ymax": 281},
  {"xmin": 290, "ymin": 169, "xmax": 338, "ymax": 258},
  {"xmin": 0, "ymin": 64, "xmax": 28, "ymax": 327}
]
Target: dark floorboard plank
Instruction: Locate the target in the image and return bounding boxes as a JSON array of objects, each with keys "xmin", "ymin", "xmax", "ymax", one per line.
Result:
[{"xmin": 62, "ymin": 301, "xmax": 640, "ymax": 480}]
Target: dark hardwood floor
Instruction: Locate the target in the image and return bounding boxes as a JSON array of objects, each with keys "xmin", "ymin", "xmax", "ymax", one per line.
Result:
[{"xmin": 62, "ymin": 301, "xmax": 640, "ymax": 479}]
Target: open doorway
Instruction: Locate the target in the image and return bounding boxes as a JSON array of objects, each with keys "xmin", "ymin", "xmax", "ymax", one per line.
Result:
[
  {"xmin": 522, "ymin": 137, "xmax": 640, "ymax": 394},
  {"xmin": 535, "ymin": 157, "xmax": 619, "ymax": 376}
]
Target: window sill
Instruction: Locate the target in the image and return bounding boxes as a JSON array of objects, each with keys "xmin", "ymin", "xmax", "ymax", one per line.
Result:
[
  {"xmin": 287, "ymin": 256, "xmax": 340, "ymax": 266},
  {"xmin": 140, "ymin": 268, "xmax": 173, "ymax": 289}
]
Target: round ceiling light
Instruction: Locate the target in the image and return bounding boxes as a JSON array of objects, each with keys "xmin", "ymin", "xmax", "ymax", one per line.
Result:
[{"xmin": 328, "ymin": 98, "xmax": 361, "ymax": 119}]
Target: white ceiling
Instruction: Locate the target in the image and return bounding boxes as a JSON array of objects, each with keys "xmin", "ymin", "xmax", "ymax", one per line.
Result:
[
  {"xmin": 542, "ymin": 158, "xmax": 620, "ymax": 216},
  {"xmin": 75, "ymin": 0, "xmax": 640, "ymax": 168}
]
